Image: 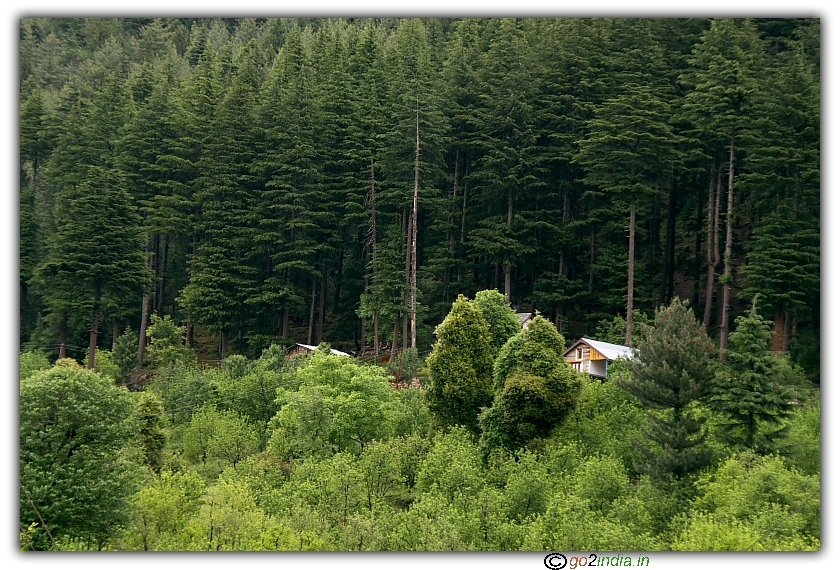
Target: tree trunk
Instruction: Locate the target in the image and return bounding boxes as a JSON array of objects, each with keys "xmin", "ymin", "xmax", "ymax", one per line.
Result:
[
  {"xmin": 589, "ymin": 225, "xmax": 596, "ymax": 295},
  {"xmin": 403, "ymin": 206, "xmax": 411, "ymax": 352},
  {"xmin": 692, "ymin": 174, "xmax": 704, "ymax": 306},
  {"xmin": 138, "ymin": 238, "xmax": 153, "ymax": 365},
  {"xmin": 505, "ymin": 186, "xmax": 513, "ymax": 303},
  {"xmin": 720, "ymin": 136, "xmax": 736, "ymax": 361},
  {"xmin": 661, "ymin": 166, "xmax": 677, "ymax": 305},
  {"xmin": 317, "ymin": 260, "xmax": 327, "ymax": 344},
  {"xmin": 460, "ymin": 163, "xmax": 468, "ymax": 282},
  {"xmin": 773, "ymin": 309, "xmax": 784, "ymax": 352},
  {"xmin": 307, "ymin": 276, "xmax": 317, "ymax": 345},
  {"xmin": 58, "ymin": 315, "xmax": 67, "ymax": 359},
  {"xmin": 88, "ymin": 289, "xmax": 102, "ymax": 370},
  {"xmin": 220, "ymin": 331, "xmax": 229, "ymax": 360},
  {"xmin": 411, "ymin": 103, "xmax": 420, "ymax": 350},
  {"xmin": 625, "ymin": 196, "xmax": 636, "ymax": 347},
  {"xmin": 782, "ymin": 311, "xmax": 793, "ymax": 353},
  {"xmin": 447, "ymin": 151, "xmax": 459, "ymax": 304},
  {"xmin": 156, "ymin": 235, "xmax": 169, "ymax": 315},
  {"xmin": 113, "ymin": 319, "xmax": 120, "ymax": 349},
  {"xmin": 703, "ymin": 164, "xmax": 722, "ymax": 331},
  {"xmin": 391, "ymin": 317, "xmax": 399, "ymax": 362},
  {"xmin": 282, "ymin": 268, "xmax": 291, "ymax": 339},
  {"xmin": 333, "ymin": 248, "xmax": 344, "ymax": 314}
]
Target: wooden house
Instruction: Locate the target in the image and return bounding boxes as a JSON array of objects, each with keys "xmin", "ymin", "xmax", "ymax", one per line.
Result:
[
  {"xmin": 563, "ymin": 338, "xmax": 632, "ymax": 379},
  {"xmin": 287, "ymin": 343, "xmax": 351, "ymax": 358}
]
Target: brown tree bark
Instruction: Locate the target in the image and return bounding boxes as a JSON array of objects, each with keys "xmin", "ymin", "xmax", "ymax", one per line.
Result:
[
  {"xmin": 88, "ymin": 288, "xmax": 102, "ymax": 370},
  {"xmin": 307, "ymin": 276, "xmax": 317, "ymax": 345},
  {"xmin": 156, "ymin": 235, "xmax": 169, "ymax": 315},
  {"xmin": 703, "ymin": 164, "xmax": 722, "ymax": 331},
  {"xmin": 410, "ymin": 103, "xmax": 420, "ymax": 350},
  {"xmin": 317, "ymin": 260, "xmax": 327, "ymax": 344},
  {"xmin": 720, "ymin": 135, "xmax": 736, "ymax": 361},
  {"xmin": 625, "ymin": 195, "xmax": 636, "ymax": 347},
  {"xmin": 773, "ymin": 309, "xmax": 784, "ymax": 352},
  {"xmin": 58, "ymin": 315, "xmax": 67, "ymax": 360},
  {"xmin": 504, "ymin": 186, "xmax": 513, "ymax": 303},
  {"xmin": 138, "ymin": 238, "xmax": 153, "ymax": 365}
]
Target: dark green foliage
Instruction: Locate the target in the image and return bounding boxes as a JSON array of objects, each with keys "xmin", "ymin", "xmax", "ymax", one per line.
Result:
[
  {"xmin": 20, "ymin": 366, "xmax": 139, "ymax": 549},
  {"xmin": 112, "ymin": 327, "xmax": 140, "ymax": 379},
  {"xmin": 145, "ymin": 315, "xmax": 195, "ymax": 369},
  {"xmin": 471, "ymin": 289, "xmax": 521, "ymax": 356},
  {"xmin": 17, "ymin": 17, "xmax": 820, "ymax": 552},
  {"xmin": 620, "ymin": 298, "xmax": 717, "ymax": 481},
  {"xmin": 425, "ymin": 295, "xmax": 494, "ymax": 433},
  {"xmin": 134, "ymin": 391, "xmax": 167, "ymax": 472},
  {"xmin": 480, "ymin": 315, "xmax": 581, "ymax": 452},
  {"xmin": 710, "ymin": 300, "xmax": 799, "ymax": 452},
  {"xmin": 595, "ymin": 310, "xmax": 652, "ymax": 347}
]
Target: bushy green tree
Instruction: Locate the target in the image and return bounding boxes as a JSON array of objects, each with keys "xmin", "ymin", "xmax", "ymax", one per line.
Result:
[
  {"xmin": 425, "ymin": 295, "xmax": 494, "ymax": 433},
  {"xmin": 619, "ymin": 298, "xmax": 717, "ymax": 482},
  {"xmin": 480, "ymin": 315, "xmax": 581, "ymax": 452},
  {"xmin": 269, "ymin": 351, "xmax": 403, "ymax": 459},
  {"xmin": 19, "ymin": 351, "xmax": 51, "ymax": 381},
  {"xmin": 145, "ymin": 314, "xmax": 195, "ymax": 369},
  {"xmin": 133, "ymin": 391, "xmax": 167, "ymax": 473},
  {"xmin": 183, "ymin": 405, "xmax": 259, "ymax": 470},
  {"xmin": 113, "ymin": 327, "xmax": 140, "ymax": 379},
  {"xmin": 471, "ymin": 289, "xmax": 521, "ymax": 356},
  {"xmin": 673, "ymin": 452, "xmax": 820, "ymax": 550},
  {"xmin": 126, "ymin": 469, "xmax": 206, "ymax": 551},
  {"xmin": 20, "ymin": 366, "xmax": 139, "ymax": 549}
]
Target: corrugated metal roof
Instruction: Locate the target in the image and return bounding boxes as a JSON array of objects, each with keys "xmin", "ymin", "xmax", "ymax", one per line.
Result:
[
  {"xmin": 295, "ymin": 343, "xmax": 351, "ymax": 357},
  {"xmin": 580, "ymin": 338, "xmax": 634, "ymax": 361}
]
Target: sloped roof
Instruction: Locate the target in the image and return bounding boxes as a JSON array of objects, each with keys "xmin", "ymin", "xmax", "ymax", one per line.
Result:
[
  {"xmin": 516, "ymin": 312, "xmax": 533, "ymax": 326},
  {"xmin": 566, "ymin": 338, "xmax": 633, "ymax": 361},
  {"xmin": 295, "ymin": 343, "xmax": 351, "ymax": 357}
]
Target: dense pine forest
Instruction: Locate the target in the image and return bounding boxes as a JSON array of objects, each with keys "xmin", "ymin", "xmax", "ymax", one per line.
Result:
[{"xmin": 19, "ymin": 17, "xmax": 819, "ymax": 552}]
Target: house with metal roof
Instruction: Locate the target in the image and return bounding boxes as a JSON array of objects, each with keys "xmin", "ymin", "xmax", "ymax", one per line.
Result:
[
  {"xmin": 288, "ymin": 343, "xmax": 351, "ymax": 358},
  {"xmin": 563, "ymin": 338, "xmax": 633, "ymax": 378}
]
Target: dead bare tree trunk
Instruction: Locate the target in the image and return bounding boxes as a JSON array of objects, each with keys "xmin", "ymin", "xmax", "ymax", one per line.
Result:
[
  {"xmin": 625, "ymin": 195, "xmax": 636, "ymax": 347},
  {"xmin": 403, "ymin": 206, "xmax": 411, "ymax": 352},
  {"xmin": 317, "ymin": 260, "xmax": 327, "ymax": 344},
  {"xmin": 58, "ymin": 314, "xmax": 67, "ymax": 360},
  {"xmin": 411, "ymin": 102, "xmax": 420, "ymax": 350},
  {"xmin": 703, "ymin": 163, "xmax": 722, "ymax": 331},
  {"xmin": 504, "ymin": 186, "xmax": 513, "ymax": 303},
  {"xmin": 138, "ymin": 238, "xmax": 153, "ymax": 365},
  {"xmin": 720, "ymin": 135, "xmax": 736, "ymax": 361},
  {"xmin": 307, "ymin": 276, "xmax": 317, "ymax": 345},
  {"xmin": 156, "ymin": 235, "xmax": 169, "ymax": 315},
  {"xmin": 88, "ymin": 288, "xmax": 102, "ymax": 370}
]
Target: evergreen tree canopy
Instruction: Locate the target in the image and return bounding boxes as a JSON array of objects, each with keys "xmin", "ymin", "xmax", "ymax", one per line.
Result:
[
  {"xmin": 710, "ymin": 298, "xmax": 800, "ymax": 452},
  {"xmin": 426, "ymin": 294, "xmax": 494, "ymax": 433},
  {"xmin": 620, "ymin": 298, "xmax": 717, "ymax": 481}
]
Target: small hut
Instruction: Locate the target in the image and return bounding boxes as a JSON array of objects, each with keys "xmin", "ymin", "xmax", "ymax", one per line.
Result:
[{"xmin": 563, "ymin": 338, "xmax": 632, "ymax": 379}]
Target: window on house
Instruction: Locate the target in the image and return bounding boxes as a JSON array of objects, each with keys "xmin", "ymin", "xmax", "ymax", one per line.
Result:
[{"xmin": 576, "ymin": 348, "xmax": 582, "ymax": 359}]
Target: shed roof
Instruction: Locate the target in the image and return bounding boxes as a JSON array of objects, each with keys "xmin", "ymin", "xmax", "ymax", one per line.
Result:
[
  {"xmin": 567, "ymin": 338, "xmax": 634, "ymax": 361},
  {"xmin": 516, "ymin": 312, "xmax": 533, "ymax": 326},
  {"xmin": 294, "ymin": 343, "xmax": 351, "ymax": 357}
]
